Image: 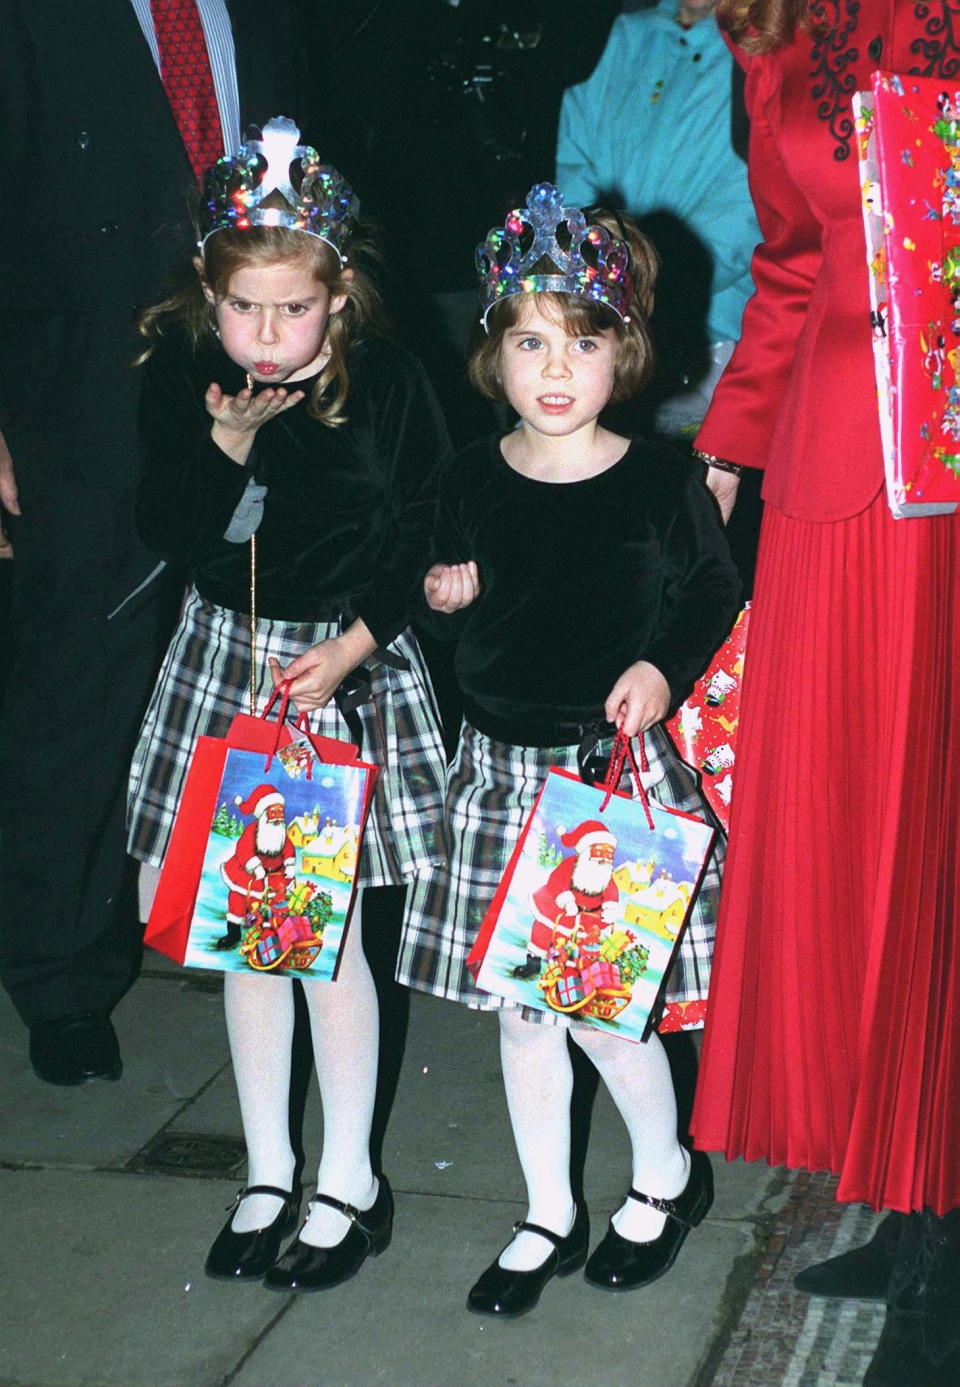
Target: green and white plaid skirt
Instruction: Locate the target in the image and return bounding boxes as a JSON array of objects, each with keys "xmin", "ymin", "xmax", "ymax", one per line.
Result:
[
  {"xmin": 397, "ymin": 720, "xmax": 723, "ymax": 1031},
  {"xmin": 127, "ymin": 587, "xmax": 447, "ymax": 887}
]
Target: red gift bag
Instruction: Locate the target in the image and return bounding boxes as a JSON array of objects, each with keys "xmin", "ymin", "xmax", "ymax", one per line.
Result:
[
  {"xmin": 145, "ymin": 687, "xmax": 378, "ymax": 981},
  {"xmin": 666, "ymin": 604, "xmax": 749, "ymax": 832},
  {"xmin": 466, "ymin": 733, "xmax": 716, "ymax": 1042}
]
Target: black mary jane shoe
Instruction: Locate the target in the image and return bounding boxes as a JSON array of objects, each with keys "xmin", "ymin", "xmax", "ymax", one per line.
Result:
[
  {"xmin": 263, "ymin": 1177, "xmax": 394, "ymax": 1293},
  {"xmin": 584, "ymin": 1149, "xmax": 714, "ymax": 1292},
  {"xmin": 467, "ymin": 1204, "xmax": 590, "ymax": 1318},
  {"xmin": 204, "ymin": 1184, "xmax": 300, "ymax": 1282}
]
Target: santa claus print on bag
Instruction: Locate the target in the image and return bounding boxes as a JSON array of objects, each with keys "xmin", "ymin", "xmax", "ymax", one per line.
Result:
[
  {"xmin": 218, "ymin": 782, "xmax": 298, "ymax": 946},
  {"xmin": 526, "ymin": 820, "xmax": 621, "ymax": 966}
]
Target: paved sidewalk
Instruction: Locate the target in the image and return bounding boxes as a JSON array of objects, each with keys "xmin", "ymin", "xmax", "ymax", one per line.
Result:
[
  {"xmin": 711, "ymin": 1174, "xmax": 886, "ymax": 1387},
  {"xmin": 2, "ymin": 944, "xmax": 793, "ymax": 1387}
]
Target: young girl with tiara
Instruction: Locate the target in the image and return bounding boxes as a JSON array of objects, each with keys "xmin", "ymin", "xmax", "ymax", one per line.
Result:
[
  {"xmin": 397, "ymin": 184, "xmax": 742, "ymax": 1316},
  {"xmin": 127, "ymin": 119, "xmax": 449, "ymax": 1292}
]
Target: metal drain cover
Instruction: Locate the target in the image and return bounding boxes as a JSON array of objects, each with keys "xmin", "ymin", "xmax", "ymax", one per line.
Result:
[{"xmin": 126, "ymin": 1131, "xmax": 246, "ymax": 1178}]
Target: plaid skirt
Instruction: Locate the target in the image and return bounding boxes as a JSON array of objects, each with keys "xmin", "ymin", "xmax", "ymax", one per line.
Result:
[
  {"xmin": 127, "ymin": 588, "xmax": 447, "ymax": 887},
  {"xmin": 397, "ymin": 720, "xmax": 724, "ymax": 1032}
]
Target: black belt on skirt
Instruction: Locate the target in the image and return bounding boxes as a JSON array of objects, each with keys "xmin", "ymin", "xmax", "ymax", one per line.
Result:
[{"xmin": 462, "ymin": 702, "xmax": 618, "ymax": 783}]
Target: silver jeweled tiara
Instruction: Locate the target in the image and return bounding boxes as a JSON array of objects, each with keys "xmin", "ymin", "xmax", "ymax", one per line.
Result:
[
  {"xmin": 477, "ymin": 182, "xmax": 633, "ymax": 327},
  {"xmin": 200, "ymin": 116, "xmax": 358, "ymax": 262}
]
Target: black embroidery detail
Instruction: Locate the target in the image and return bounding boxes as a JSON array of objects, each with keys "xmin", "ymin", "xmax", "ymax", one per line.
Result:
[
  {"xmin": 809, "ymin": 0, "xmax": 861, "ymax": 161},
  {"xmin": 908, "ymin": 1, "xmax": 960, "ymax": 77}
]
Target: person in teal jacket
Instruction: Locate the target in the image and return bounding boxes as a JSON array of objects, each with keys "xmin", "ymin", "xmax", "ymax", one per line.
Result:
[{"xmin": 556, "ymin": 0, "xmax": 759, "ymax": 435}]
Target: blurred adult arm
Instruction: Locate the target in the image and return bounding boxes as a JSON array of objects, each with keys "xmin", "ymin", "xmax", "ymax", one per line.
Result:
[{"xmin": 0, "ymin": 428, "xmax": 21, "ymax": 560}]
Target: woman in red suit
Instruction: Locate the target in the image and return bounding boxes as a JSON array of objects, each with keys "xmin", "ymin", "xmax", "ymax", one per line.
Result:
[{"xmin": 690, "ymin": 3, "xmax": 960, "ymax": 1383}]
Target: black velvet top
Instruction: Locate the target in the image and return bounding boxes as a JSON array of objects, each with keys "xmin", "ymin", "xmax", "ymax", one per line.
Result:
[
  {"xmin": 422, "ymin": 435, "xmax": 742, "ymax": 744},
  {"xmin": 136, "ymin": 331, "xmax": 450, "ymax": 645}
]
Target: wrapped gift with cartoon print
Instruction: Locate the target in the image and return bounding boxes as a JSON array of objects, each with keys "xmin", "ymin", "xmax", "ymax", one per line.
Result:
[
  {"xmin": 854, "ymin": 70, "xmax": 960, "ymax": 516},
  {"xmin": 287, "ymin": 879, "xmax": 317, "ymax": 916},
  {"xmin": 554, "ymin": 968, "xmax": 588, "ymax": 1010},
  {"xmin": 244, "ymin": 909, "xmax": 321, "ymax": 973},
  {"xmin": 581, "ymin": 957, "xmax": 622, "ymax": 995},
  {"xmin": 666, "ymin": 605, "xmax": 749, "ymax": 831},
  {"xmin": 252, "ymin": 932, "xmax": 285, "ymax": 969},
  {"xmin": 276, "ymin": 914, "xmax": 315, "ymax": 952}
]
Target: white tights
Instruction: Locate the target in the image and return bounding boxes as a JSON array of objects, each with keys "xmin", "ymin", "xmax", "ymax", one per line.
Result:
[
  {"xmin": 496, "ymin": 1008, "xmax": 690, "ymax": 1271},
  {"xmin": 225, "ymin": 892, "xmax": 380, "ymax": 1246}
]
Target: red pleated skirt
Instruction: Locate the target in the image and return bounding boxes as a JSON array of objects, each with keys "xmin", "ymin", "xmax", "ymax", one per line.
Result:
[{"xmin": 691, "ymin": 490, "xmax": 960, "ymax": 1214}]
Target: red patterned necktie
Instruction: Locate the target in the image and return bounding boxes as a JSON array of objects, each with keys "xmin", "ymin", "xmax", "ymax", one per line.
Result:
[{"xmin": 150, "ymin": 0, "xmax": 224, "ymax": 185}]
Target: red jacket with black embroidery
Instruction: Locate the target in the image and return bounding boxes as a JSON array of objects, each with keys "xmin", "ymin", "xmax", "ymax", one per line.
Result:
[{"xmin": 697, "ymin": 0, "xmax": 956, "ymax": 521}]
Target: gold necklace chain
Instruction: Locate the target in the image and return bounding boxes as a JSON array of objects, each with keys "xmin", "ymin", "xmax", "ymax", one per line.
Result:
[{"xmin": 245, "ymin": 372, "xmax": 258, "ymax": 714}]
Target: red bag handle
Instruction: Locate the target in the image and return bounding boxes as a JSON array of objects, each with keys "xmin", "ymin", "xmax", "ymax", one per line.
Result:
[
  {"xmin": 260, "ymin": 682, "xmax": 363, "ymax": 769},
  {"xmin": 260, "ymin": 680, "xmax": 294, "ymax": 769},
  {"xmin": 599, "ymin": 729, "xmax": 655, "ymax": 829},
  {"xmin": 262, "ymin": 680, "xmax": 292, "ymax": 722}
]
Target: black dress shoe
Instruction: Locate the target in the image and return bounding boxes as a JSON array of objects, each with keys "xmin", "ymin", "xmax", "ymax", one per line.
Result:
[
  {"xmin": 204, "ymin": 1185, "xmax": 300, "ymax": 1281},
  {"xmin": 864, "ymin": 1304, "xmax": 960, "ymax": 1387},
  {"xmin": 467, "ymin": 1204, "xmax": 590, "ymax": 1318},
  {"xmin": 863, "ymin": 1213, "xmax": 960, "ymax": 1387},
  {"xmin": 794, "ymin": 1212, "xmax": 903, "ymax": 1299},
  {"xmin": 866, "ymin": 1325, "xmax": 960, "ymax": 1386},
  {"xmin": 29, "ymin": 1014, "xmax": 122, "ymax": 1086},
  {"xmin": 584, "ymin": 1149, "xmax": 713, "ymax": 1291},
  {"xmin": 263, "ymin": 1177, "xmax": 393, "ymax": 1292}
]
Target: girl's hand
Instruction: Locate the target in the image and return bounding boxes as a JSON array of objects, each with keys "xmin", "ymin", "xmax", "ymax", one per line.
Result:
[
  {"xmin": 605, "ymin": 660, "xmax": 671, "ymax": 738},
  {"xmin": 269, "ymin": 619, "xmax": 377, "ymax": 713},
  {"xmin": 205, "ymin": 382, "xmax": 306, "ymax": 464},
  {"xmin": 704, "ymin": 467, "xmax": 740, "ymax": 526},
  {"xmin": 269, "ymin": 641, "xmax": 354, "ymax": 712},
  {"xmin": 424, "ymin": 561, "xmax": 480, "ymax": 612}
]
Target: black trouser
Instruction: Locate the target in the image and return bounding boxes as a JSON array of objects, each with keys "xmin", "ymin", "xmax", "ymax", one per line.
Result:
[{"xmin": 0, "ymin": 481, "xmax": 180, "ymax": 1025}]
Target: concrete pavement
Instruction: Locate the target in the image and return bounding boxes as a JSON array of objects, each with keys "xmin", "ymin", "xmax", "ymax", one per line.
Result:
[{"xmin": 0, "ymin": 944, "xmax": 789, "ymax": 1387}]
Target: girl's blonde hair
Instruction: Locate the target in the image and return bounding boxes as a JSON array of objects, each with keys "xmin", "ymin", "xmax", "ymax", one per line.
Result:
[
  {"xmin": 468, "ymin": 210, "xmax": 658, "ymax": 405},
  {"xmin": 137, "ymin": 221, "xmax": 388, "ymax": 427},
  {"xmin": 716, "ymin": 0, "xmax": 814, "ymax": 53}
]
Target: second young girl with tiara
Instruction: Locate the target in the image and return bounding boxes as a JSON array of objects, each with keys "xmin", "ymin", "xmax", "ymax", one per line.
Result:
[
  {"xmin": 127, "ymin": 119, "xmax": 449, "ymax": 1291},
  {"xmin": 398, "ymin": 184, "xmax": 741, "ymax": 1316}
]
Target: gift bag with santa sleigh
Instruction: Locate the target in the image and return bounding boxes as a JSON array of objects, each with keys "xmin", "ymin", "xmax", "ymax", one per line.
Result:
[
  {"xmin": 145, "ymin": 686, "xmax": 377, "ymax": 981},
  {"xmin": 467, "ymin": 734, "xmax": 717, "ymax": 1042},
  {"xmin": 665, "ymin": 604, "xmax": 749, "ymax": 833}
]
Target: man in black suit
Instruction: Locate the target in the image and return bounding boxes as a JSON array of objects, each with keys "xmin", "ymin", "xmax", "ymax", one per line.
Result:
[{"xmin": 0, "ymin": 0, "xmax": 313, "ymax": 1085}]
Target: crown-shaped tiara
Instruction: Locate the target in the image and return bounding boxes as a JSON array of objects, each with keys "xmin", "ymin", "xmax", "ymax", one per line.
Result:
[
  {"xmin": 200, "ymin": 116, "xmax": 358, "ymax": 262},
  {"xmin": 477, "ymin": 183, "xmax": 633, "ymax": 327}
]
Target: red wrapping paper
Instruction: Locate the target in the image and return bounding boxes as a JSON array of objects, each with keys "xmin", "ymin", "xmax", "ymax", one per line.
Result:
[
  {"xmin": 666, "ymin": 605, "xmax": 749, "ymax": 833},
  {"xmin": 855, "ymin": 70, "xmax": 960, "ymax": 515}
]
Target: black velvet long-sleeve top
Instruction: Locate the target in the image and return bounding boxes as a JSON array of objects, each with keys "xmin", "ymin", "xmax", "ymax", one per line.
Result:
[
  {"xmin": 136, "ymin": 331, "xmax": 450, "ymax": 646},
  {"xmin": 421, "ymin": 435, "xmax": 742, "ymax": 744}
]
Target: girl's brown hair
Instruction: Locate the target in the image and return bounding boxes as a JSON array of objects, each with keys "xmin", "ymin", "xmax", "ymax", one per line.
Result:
[
  {"xmin": 137, "ymin": 220, "xmax": 388, "ymax": 427},
  {"xmin": 716, "ymin": 0, "xmax": 814, "ymax": 54},
  {"xmin": 468, "ymin": 210, "xmax": 658, "ymax": 405}
]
